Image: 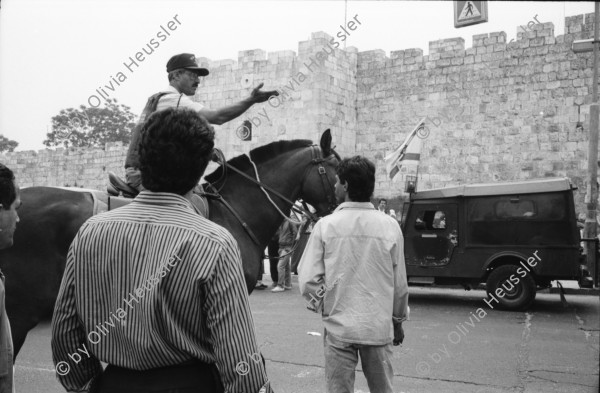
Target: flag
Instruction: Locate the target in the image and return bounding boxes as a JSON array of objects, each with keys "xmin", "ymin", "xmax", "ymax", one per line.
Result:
[{"xmin": 384, "ymin": 118, "xmax": 425, "ymax": 179}]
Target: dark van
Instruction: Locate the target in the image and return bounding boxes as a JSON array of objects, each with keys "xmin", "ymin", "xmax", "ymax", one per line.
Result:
[{"xmin": 401, "ymin": 177, "xmax": 589, "ymax": 310}]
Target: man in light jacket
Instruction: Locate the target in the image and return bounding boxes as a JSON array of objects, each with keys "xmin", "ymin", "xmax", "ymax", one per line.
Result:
[{"xmin": 298, "ymin": 156, "xmax": 409, "ymax": 393}]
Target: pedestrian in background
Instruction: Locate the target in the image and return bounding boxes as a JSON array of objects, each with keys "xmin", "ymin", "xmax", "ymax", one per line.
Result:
[
  {"xmin": 299, "ymin": 156, "xmax": 409, "ymax": 393},
  {"xmin": 377, "ymin": 198, "xmax": 387, "ymax": 213},
  {"xmin": 389, "ymin": 209, "xmax": 397, "ymax": 219},
  {"xmin": 0, "ymin": 163, "xmax": 21, "ymax": 393},
  {"xmin": 272, "ymin": 214, "xmax": 300, "ymax": 293},
  {"xmin": 291, "ymin": 203, "xmax": 316, "ymax": 275}
]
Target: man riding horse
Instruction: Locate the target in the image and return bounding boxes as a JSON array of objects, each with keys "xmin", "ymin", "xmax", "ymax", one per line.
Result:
[{"xmin": 124, "ymin": 53, "xmax": 279, "ymax": 196}]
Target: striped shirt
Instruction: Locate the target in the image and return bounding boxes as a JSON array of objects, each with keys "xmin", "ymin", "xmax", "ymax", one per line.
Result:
[{"xmin": 51, "ymin": 191, "xmax": 269, "ymax": 393}]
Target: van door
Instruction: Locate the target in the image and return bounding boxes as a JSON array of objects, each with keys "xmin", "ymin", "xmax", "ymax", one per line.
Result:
[{"xmin": 405, "ymin": 203, "xmax": 458, "ymax": 267}]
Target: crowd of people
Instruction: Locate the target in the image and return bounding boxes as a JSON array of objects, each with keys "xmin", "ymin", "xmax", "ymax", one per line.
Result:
[{"xmin": 0, "ymin": 53, "xmax": 409, "ymax": 393}]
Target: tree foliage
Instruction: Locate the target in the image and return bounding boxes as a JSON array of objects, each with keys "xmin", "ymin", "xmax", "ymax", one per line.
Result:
[
  {"xmin": 0, "ymin": 135, "xmax": 18, "ymax": 153},
  {"xmin": 43, "ymin": 98, "xmax": 136, "ymax": 148}
]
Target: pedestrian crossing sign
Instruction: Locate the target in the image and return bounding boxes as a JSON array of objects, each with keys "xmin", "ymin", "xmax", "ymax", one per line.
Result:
[{"xmin": 454, "ymin": 1, "xmax": 488, "ymax": 28}]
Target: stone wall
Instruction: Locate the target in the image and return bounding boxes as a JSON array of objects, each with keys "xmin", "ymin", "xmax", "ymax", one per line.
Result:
[
  {"xmin": 0, "ymin": 12, "xmax": 595, "ymax": 216},
  {"xmin": 193, "ymin": 31, "xmax": 358, "ymax": 158},
  {"xmin": 0, "ymin": 143, "xmax": 128, "ymax": 191},
  {"xmin": 356, "ymin": 12, "xmax": 595, "ymax": 213}
]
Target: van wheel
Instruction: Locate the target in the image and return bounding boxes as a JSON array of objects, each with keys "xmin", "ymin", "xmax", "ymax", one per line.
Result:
[{"xmin": 486, "ymin": 265, "xmax": 536, "ymax": 311}]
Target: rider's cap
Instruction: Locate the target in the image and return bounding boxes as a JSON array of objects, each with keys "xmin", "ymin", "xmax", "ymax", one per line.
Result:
[{"xmin": 166, "ymin": 53, "xmax": 209, "ymax": 76}]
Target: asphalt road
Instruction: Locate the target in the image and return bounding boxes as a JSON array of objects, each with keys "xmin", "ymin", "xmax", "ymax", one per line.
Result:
[{"xmin": 14, "ymin": 276, "xmax": 600, "ymax": 393}]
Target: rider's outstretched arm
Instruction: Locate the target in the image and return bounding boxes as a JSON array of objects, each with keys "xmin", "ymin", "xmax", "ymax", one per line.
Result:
[{"xmin": 199, "ymin": 83, "xmax": 278, "ymax": 125}]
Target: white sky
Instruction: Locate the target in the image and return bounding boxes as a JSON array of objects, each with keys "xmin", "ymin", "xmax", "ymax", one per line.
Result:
[{"xmin": 0, "ymin": 0, "xmax": 594, "ymax": 151}]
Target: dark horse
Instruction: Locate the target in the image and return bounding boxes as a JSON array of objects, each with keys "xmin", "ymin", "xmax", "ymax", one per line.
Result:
[{"xmin": 0, "ymin": 130, "xmax": 340, "ymax": 358}]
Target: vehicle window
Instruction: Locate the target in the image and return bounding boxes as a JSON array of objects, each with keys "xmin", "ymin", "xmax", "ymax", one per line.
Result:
[
  {"xmin": 536, "ymin": 193, "xmax": 566, "ymax": 220},
  {"xmin": 467, "ymin": 198, "xmax": 495, "ymax": 221},
  {"xmin": 468, "ymin": 194, "xmax": 567, "ymax": 221},
  {"xmin": 466, "ymin": 193, "xmax": 573, "ymax": 246},
  {"xmin": 495, "ymin": 200, "xmax": 536, "ymax": 218},
  {"xmin": 415, "ymin": 210, "xmax": 446, "ymax": 230}
]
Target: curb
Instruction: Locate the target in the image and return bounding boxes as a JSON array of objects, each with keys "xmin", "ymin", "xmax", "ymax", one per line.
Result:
[
  {"xmin": 474, "ymin": 283, "xmax": 599, "ymax": 296},
  {"xmin": 540, "ymin": 287, "xmax": 600, "ymax": 296}
]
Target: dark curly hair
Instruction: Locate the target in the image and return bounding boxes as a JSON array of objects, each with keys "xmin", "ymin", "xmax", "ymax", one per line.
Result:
[
  {"xmin": 337, "ymin": 156, "xmax": 375, "ymax": 202},
  {"xmin": 139, "ymin": 108, "xmax": 215, "ymax": 195},
  {"xmin": 0, "ymin": 163, "xmax": 16, "ymax": 210}
]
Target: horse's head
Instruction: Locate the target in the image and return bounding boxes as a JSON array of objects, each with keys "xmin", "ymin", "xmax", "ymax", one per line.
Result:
[
  {"xmin": 299, "ymin": 129, "xmax": 340, "ymax": 217},
  {"xmin": 204, "ymin": 130, "xmax": 340, "ymax": 224}
]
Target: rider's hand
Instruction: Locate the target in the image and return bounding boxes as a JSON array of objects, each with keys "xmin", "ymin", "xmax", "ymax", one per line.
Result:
[
  {"xmin": 250, "ymin": 83, "xmax": 279, "ymax": 103},
  {"xmin": 393, "ymin": 322, "xmax": 404, "ymax": 346}
]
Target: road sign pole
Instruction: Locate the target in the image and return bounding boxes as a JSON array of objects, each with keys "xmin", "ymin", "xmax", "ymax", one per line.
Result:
[{"xmin": 585, "ymin": 2, "xmax": 600, "ymax": 287}]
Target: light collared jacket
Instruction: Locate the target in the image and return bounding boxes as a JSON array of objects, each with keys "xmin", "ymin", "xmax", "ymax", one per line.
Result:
[
  {"xmin": 0, "ymin": 271, "xmax": 13, "ymax": 393},
  {"xmin": 298, "ymin": 201, "xmax": 409, "ymax": 345}
]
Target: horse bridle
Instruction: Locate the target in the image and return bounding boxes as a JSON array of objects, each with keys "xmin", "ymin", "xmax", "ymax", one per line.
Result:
[
  {"xmin": 301, "ymin": 145, "xmax": 338, "ymax": 217},
  {"xmin": 266, "ymin": 145, "xmax": 338, "ymax": 260},
  {"xmin": 204, "ymin": 144, "xmax": 339, "ymax": 246}
]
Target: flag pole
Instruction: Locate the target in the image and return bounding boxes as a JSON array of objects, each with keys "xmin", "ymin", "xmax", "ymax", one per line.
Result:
[
  {"xmin": 415, "ymin": 161, "xmax": 420, "ymax": 192},
  {"xmin": 384, "ymin": 118, "xmax": 426, "ymax": 179}
]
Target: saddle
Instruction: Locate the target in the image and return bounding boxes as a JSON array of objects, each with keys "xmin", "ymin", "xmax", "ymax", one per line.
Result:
[
  {"xmin": 106, "ymin": 172, "xmax": 209, "ymax": 217},
  {"xmin": 108, "ymin": 172, "xmax": 138, "ymax": 198}
]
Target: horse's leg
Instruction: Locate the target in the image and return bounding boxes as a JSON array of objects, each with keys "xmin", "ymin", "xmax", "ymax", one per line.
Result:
[
  {"xmin": 1, "ymin": 188, "xmax": 94, "ymax": 359},
  {"xmin": 10, "ymin": 316, "xmax": 40, "ymax": 358},
  {"xmin": 7, "ymin": 251, "xmax": 72, "ymax": 359},
  {"xmin": 268, "ymin": 238, "xmax": 279, "ymax": 283},
  {"xmin": 238, "ymin": 237, "xmax": 262, "ymax": 294},
  {"xmin": 207, "ymin": 201, "xmax": 265, "ymax": 294}
]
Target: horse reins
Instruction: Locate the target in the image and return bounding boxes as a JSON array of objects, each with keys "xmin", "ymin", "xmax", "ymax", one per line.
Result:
[
  {"xmin": 205, "ymin": 144, "xmax": 338, "ymax": 248},
  {"xmin": 202, "ymin": 183, "xmax": 263, "ymax": 245}
]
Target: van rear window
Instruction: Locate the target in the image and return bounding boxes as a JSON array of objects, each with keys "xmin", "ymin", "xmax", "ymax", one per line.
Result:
[
  {"xmin": 495, "ymin": 200, "xmax": 536, "ymax": 218},
  {"xmin": 467, "ymin": 194, "xmax": 566, "ymax": 221},
  {"xmin": 466, "ymin": 193, "xmax": 572, "ymax": 245}
]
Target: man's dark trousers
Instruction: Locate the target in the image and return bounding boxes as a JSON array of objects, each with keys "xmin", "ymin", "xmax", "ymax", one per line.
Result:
[{"xmin": 93, "ymin": 360, "xmax": 224, "ymax": 393}]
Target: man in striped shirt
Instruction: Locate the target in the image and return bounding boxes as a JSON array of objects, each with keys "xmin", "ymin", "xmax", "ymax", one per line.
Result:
[{"xmin": 51, "ymin": 108, "xmax": 270, "ymax": 393}]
